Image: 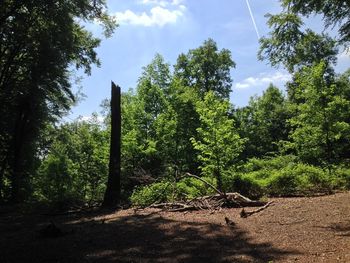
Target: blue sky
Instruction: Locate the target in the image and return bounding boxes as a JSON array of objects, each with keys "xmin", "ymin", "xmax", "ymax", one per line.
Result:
[{"xmin": 69, "ymin": 0, "xmax": 350, "ymax": 120}]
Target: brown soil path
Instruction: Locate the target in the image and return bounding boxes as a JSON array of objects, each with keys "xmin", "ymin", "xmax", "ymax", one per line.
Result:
[{"xmin": 1, "ymin": 192, "xmax": 349, "ymax": 262}]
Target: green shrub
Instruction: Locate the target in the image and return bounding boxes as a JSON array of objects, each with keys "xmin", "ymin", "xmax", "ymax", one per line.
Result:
[
  {"xmin": 267, "ymin": 164, "xmax": 330, "ymax": 196},
  {"xmin": 223, "ymin": 172, "xmax": 265, "ymax": 199},
  {"xmin": 333, "ymin": 168, "xmax": 350, "ymax": 190},
  {"xmin": 130, "ymin": 181, "xmax": 171, "ymax": 207},
  {"xmin": 267, "ymin": 170, "xmax": 304, "ymax": 196},
  {"xmin": 131, "ymin": 160, "xmax": 344, "ymax": 206},
  {"xmin": 176, "ymin": 176, "xmax": 216, "ymax": 200},
  {"xmin": 130, "ymin": 176, "xmax": 217, "ymax": 207},
  {"xmin": 239, "ymin": 155, "xmax": 297, "ymax": 173},
  {"xmin": 228, "ymin": 159, "xmax": 333, "ymax": 197}
]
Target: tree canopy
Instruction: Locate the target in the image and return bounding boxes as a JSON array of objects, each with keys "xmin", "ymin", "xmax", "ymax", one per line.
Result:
[{"xmin": 0, "ymin": 0, "xmax": 116, "ymax": 202}]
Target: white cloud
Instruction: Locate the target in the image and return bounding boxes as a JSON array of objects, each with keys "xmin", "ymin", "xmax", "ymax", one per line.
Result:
[
  {"xmin": 337, "ymin": 47, "xmax": 350, "ymax": 61},
  {"xmin": 171, "ymin": 0, "xmax": 185, "ymax": 6},
  {"xmin": 235, "ymin": 71, "xmax": 291, "ymax": 90},
  {"xmin": 140, "ymin": 0, "xmax": 184, "ymax": 6},
  {"xmin": 80, "ymin": 115, "xmax": 104, "ymax": 123},
  {"xmin": 115, "ymin": 1, "xmax": 186, "ymax": 27},
  {"xmin": 141, "ymin": 0, "xmax": 168, "ymax": 7}
]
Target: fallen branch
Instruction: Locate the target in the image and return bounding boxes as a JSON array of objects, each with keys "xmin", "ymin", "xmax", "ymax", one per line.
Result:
[
  {"xmin": 240, "ymin": 201, "xmax": 274, "ymax": 218},
  {"xmin": 184, "ymin": 173, "xmax": 224, "ymax": 196},
  {"xmin": 142, "ymin": 173, "xmax": 273, "ymax": 212},
  {"xmin": 149, "ymin": 202, "xmax": 197, "ymax": 212}
]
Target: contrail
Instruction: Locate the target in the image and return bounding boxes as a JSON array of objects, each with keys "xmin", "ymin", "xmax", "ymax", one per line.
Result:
[{"xmin": 245, "ymin": 0, "xmax": 260, "ymax": 40}]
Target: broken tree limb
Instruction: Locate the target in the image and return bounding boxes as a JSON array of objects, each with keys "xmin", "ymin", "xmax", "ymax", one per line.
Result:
[
  {"xmin": 240, "ymin": 201, "xmax": 274, "ymax": 218},
  {"xmin": 149, "ymin": 202, "xmax": 197, "ymax": 212},
  {"xmin": 184, "ymin": 172, "xmax": 224, "ymax": 196}
]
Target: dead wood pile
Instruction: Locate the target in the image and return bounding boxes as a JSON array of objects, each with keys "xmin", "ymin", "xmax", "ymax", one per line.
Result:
[{"xmin": 147, "ymin": 173, "xmax": 273, "ymax": 213}]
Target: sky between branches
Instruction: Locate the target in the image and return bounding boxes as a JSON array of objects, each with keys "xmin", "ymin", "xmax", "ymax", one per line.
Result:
[{"xmin": 70, "ymin": 0, "xmax": 350, "ymax": 120}]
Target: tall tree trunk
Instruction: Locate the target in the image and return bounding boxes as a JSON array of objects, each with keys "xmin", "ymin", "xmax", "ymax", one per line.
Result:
[
  {"xmin": 103, "ymin": 82, "xmax": 121, "ymax": 207},
  {"xmin": 10, "ymin": 104, "xmax": 27, "ymax": 203}
]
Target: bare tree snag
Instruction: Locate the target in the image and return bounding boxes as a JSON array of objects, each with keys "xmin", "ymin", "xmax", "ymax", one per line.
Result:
[{"xmin": 103, "ymin": 82, "xmax": 121, "ymax": 207}]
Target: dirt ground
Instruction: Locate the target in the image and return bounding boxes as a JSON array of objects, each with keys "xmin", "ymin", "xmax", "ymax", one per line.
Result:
[{"xmin": 1, "ymin": 192, "xmax": 350, "ymax": 263}]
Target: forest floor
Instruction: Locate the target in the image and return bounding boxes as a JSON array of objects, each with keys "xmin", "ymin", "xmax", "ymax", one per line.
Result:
[{"xmin": 1, "ymin": 192, "xmax": 350, "ymax": 263}]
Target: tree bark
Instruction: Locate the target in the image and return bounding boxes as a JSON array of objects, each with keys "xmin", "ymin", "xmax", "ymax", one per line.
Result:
[
  {"xmin": 103, "ymin": 82, "xmax": 121, "ymax": 207},
  {"xmin": 10, "ymin": 102, "xmax": 28, "ymax": 203}
]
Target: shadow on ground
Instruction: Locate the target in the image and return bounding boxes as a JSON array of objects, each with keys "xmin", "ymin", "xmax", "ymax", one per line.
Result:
[
  {"xmin": 0, "ymin": 209, "xmax": 299, "ymax": 263},
  {"xmin": 326, "ymin": 221, "xmax": 350, "ymax": 237}
]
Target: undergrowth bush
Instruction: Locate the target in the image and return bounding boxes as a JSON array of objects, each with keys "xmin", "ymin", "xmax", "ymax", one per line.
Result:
[
  {"xmin": 225, "ymin": 156, "xmax": 336, "ymax": 198},
  {"xmin": 131, "ymin": 157, "xmax": 349, "ymax": 207},
  {"xmin": 175, "ymin": 176, "xmax": 216, "ymax": 200},
  {"xmin": 223, "ymin": 173, "xmax": 265, "ymax": 199},
  {"xmin": 333, "ymin": 167, "xmax": 350, "ymax": 190},
  {"xmin": 238, "ymin": 155, "xmax": 298, "ymax": 173},
  {"xmin": 267, "ymin": 164, "xmax": 331, "ymax": 196},
  {"xmin": 130, "ymin": 176, "xmax": 217, "ymax": 207},
  {"xmin": 130, "ymin": 181, "xmax": 172, "ymax": 207}
]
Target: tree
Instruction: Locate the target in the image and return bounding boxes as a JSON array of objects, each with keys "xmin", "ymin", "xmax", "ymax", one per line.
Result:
[
  {"xmin": 139, "ymin": 53, "xmax": 172, "ymax": 96},
  {"xmin": 258, "ymin": 13, "xmax": 338, "ymax": 73},
  {"xmin": 166, "ymin": 79, "xmax": 200, "ymax": 174},
  {"xmin": 35, "ymin": 117, "xmax": 109, "ymax": 205},
  {"xmin": 103, "ymin": 82, "xmax": 121, "ymax": 207},
  {"xmin": 288, "ymin": 62, "xmax": 350, "ymax": 168},
  {"xmin": 258, "ymin": 1, "xmax": 350, "ymax": 168},
  {"xmin": 0, "ymin": 0, "xmax": 116, "ymax": 202},
  {"xmin": 120, "ymin": 55, "xmax": 175, "ymax": 187},
  {"xmin": 236, "ymin": 84, "xmax": 290, "ymax": 159},
  {"xmin": 174, "ymin": 39, "xmax": 235, "ymax": 99},
  {"xmin": 281, "ymin": 0, "xmax": 350, "ymax": 44},
  {"xmin": 191, "ymin": 91, "xmax": 244, "ymax": 192}
]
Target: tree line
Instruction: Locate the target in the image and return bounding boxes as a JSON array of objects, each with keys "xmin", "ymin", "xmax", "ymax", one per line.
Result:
[{"xmin": 0, "ymin": 0, "xmax": 349, "ymax": 206}]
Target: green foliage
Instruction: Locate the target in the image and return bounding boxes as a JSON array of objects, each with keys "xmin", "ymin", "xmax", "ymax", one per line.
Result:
[
  {"xmin": 224, "ymin": 173, "xmax": 266, "ymax": 200},
  {"xmin": 235, "ymin": 85, "xmax": 291, "ymax": 159},
  {"xmin": 191, "ymin": 91, "xmax": 244, "ymax": 191},
  {"xmin": 34, "ymin": 118, "xmax": 109, "ymax": 205},
  {"xmin": 333, "ymin": 167, "xmax": 350, "ymax": 190},
  {"xmin": 130, "ymin": 176, "xmax": 217, "ymax": 207},
  {"xmin": 130, "ymin": 181, "xmax": 171, "ymax": 207},
  {"xmin": 281, "ymin": 0, "xmax": 350, "ymax": 44},
  {"xmin": 259, "ymin": 13, "xmax": 337, "ymax": 73},
  {"xmin": 224, "ymin": 157, "xmax": 336, "ymax": 198},
  {"xmin": 268, "ymin": 164, "xmax": 331, "ymax": 196},
  {"xmin": 1, "ymin": 4, "xmax": 349, "ymax": 207},
  {"xmin": 120, "ymin": 55, "xmax": 173, "ymax": 179},
  {"xmin": 0, "ymin": 0, "xmax": 116, "ymax": 202},
  {"xmin": 175, "ymin": 176, "xmax": 217, "ymax": 200},
  {"xmin": 174, "ymin": 38, "xmax": 235, "ymax": 99},
  {"xmin": 238, "ymin": 155, "xmax": 298, "ymax": 173},
  {"xmin": 288, "ymin": 62, "xmax": 350, "ymax": 167}
]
